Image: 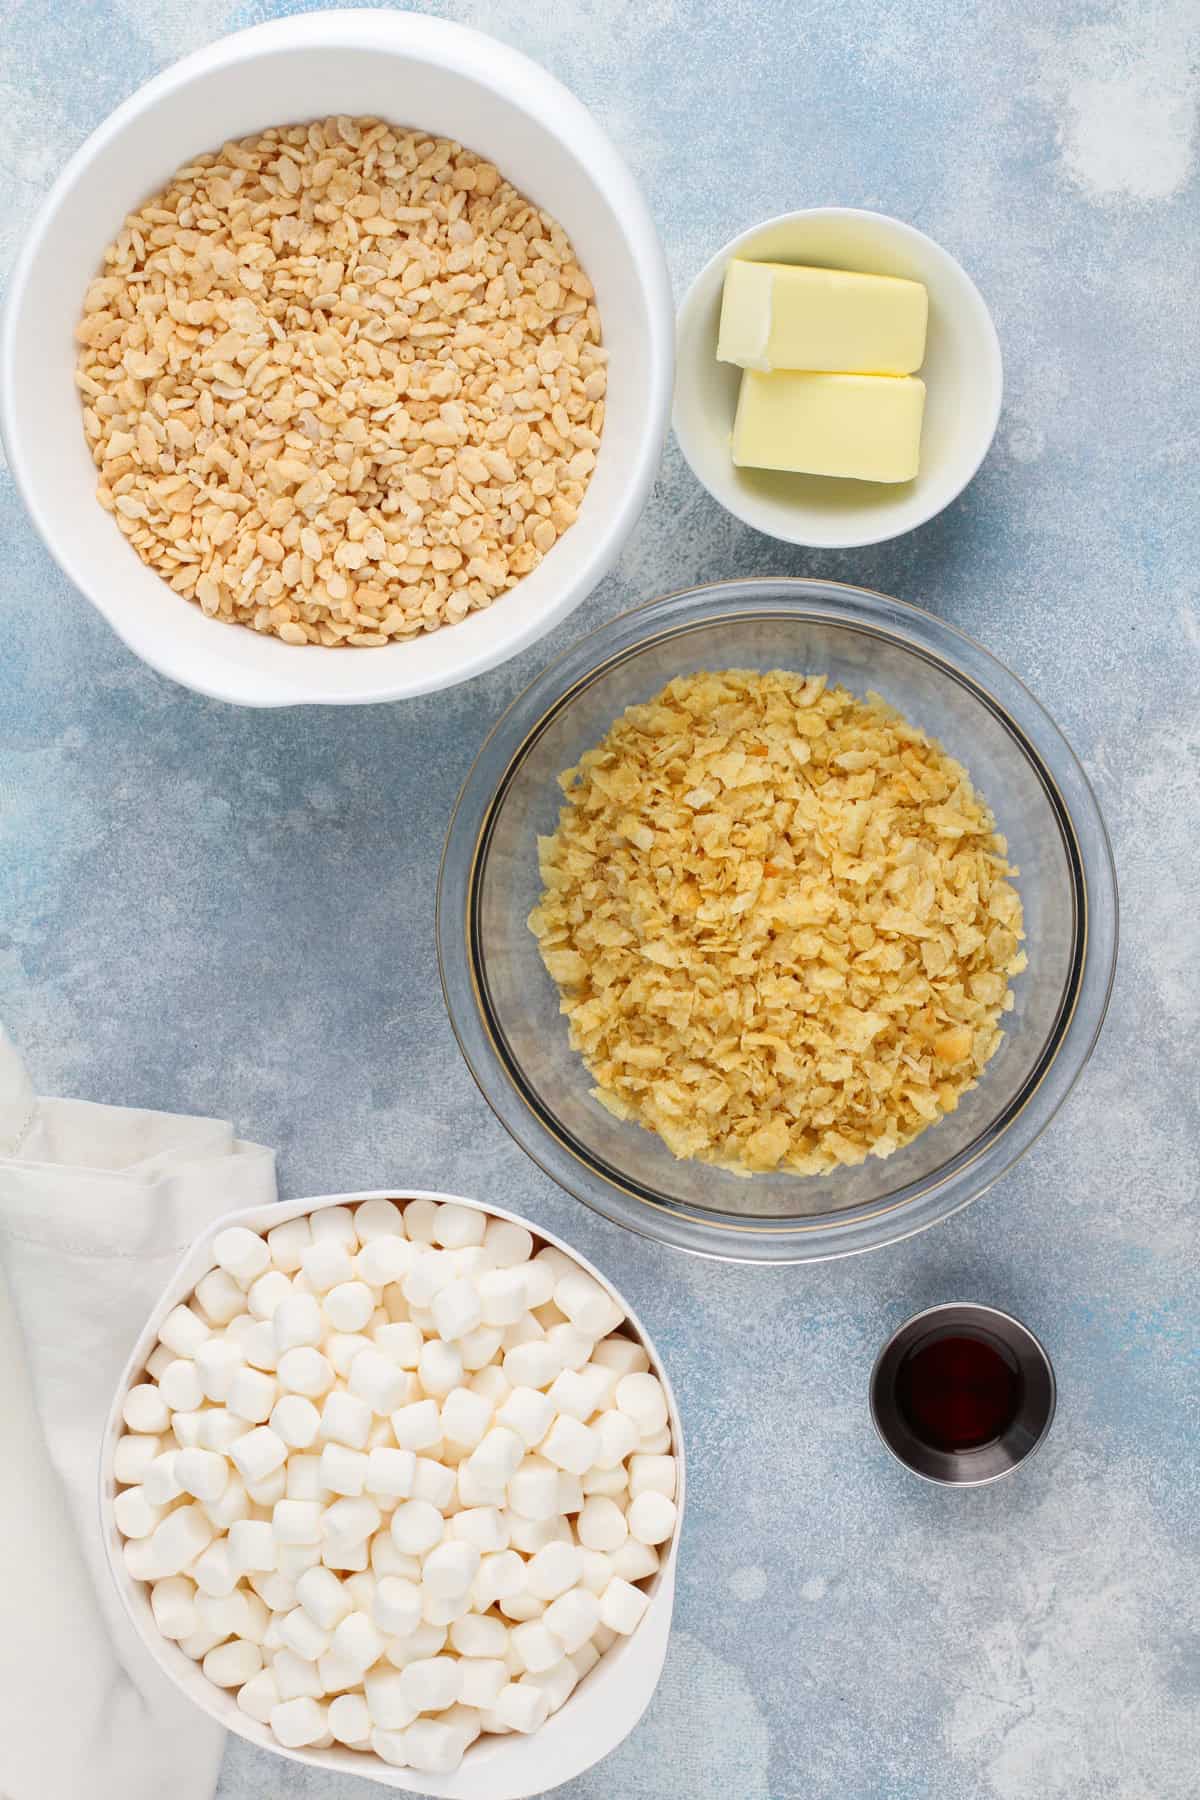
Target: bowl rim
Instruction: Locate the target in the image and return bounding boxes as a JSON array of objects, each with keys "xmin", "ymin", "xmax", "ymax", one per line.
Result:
[
  {"xmin": 100, "ymin": 1186, "xmax": 684, "ymax": 1797},
  {"xmin": 437, "ymin": 575, "xmax": 1119, "ymax": 1264},
  {"xmin": 0, "ymin": 8, "xmax": 674, "ymax": 706},
  {"xmin": 671, "ymin": 205, "xmax": 1004, "ymax": 550}
]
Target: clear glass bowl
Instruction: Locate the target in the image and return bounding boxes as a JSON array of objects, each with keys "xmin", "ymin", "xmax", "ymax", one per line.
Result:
[{"xmin": 437, "ymin": 579, "xmax": 1118, "ymax": 1262}]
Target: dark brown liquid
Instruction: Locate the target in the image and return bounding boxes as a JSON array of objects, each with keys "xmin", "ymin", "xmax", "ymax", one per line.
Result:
[{"xmin": 895, "ymin": 1328, "xmax": 1022, "ymax": 1452}]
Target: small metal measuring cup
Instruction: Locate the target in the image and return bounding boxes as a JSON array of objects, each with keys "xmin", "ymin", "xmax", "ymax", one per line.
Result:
[{"xmin": 869, "ymin": 1302, "xmax": 1056, "ymax": 1487}]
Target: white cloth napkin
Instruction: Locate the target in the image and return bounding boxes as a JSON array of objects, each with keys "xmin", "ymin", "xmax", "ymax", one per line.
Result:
[{"xmin": 0, "ymin": 1027, "xmax": 276, "ymax": 1800}]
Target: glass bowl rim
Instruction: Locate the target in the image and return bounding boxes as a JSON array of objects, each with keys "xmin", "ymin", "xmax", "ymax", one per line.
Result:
[{"xmin": 437, "ymin": 576, "xmax": 1119, "ymax": 1264}]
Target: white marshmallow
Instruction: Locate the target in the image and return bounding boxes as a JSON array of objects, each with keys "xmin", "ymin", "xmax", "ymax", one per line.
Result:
[
  {"xmin": 325, "ymin": 1331, "xmax": 371, "ymax": 1379},
  {"xmin": 423, "ymin": 1587, "xmax": 472, "ymax": 1628},
  {"xmin": 177, "ymin": 1627, "xmax": 224, "ymax": 1661},
  {"xmin": 458, "ymin": 1658, "xmax": 507, "ymax": 1708},
  {"xmin": 493, "ymin": 1678, "xmax": 550, "ymax": 1734},
  {"xmin": 169, "ymin": 1410, "xmax": 204, "ymax": 1448},
  {"xmin": 615, "ymin": 1371, "xmax": 668, "ymax": 1435},
  {"xmin": 390, "ymin": 1398, "xmax": 440, "ymax": 1451},
  {"xmin": 371, "ymin": 1536, "xmax": 419, "ymax": 1580},
  {"xmin": 147, "ymin": 1503, "xmax": 213, "ymax": 1575},
  {"xmin": 449, "ymin": 1506, "xmax": 508, "ymax": 1553},
  {"xmin": 521, "ymin": 1261, "xmax": 557, "ymax": 1308},
  {"xmin": 272, "ymin": 1647, "xmax": 324, "ymax": 1700},
  {"xmin": 113, "ymin": 1485, "xmax": 162, "ymax": 1539},
  {"xmin": 431, "ymin": 1202, "xmax": 486, "ymax": 1249},
  {"xmin": 194, "ymin": 1409, "xmax": 246, "ymax": 1454},
  {"xmin": 157, "ymin": 1359, "xmax": 203, "ymax": 1414},
  {"xmin": 599, "ymin": 1575, "xmax": 650, "ymax": 1634},
  {"xmin": 228, "ymin": 1517, "xmax": 276, "ymax": 1574},
  {"xmin": 592, "ymin": 1335, "xmax": 649, "ymax": 1376},
  {"xmin": 266, "ymin": 1214, "xmax": 311, "ymax": 1273},
  {"xmin": 581, "ymin": 1463, "xmax": 628, "ymax": 1499},
  {"xmin": 610, "ymin": 1538, "xmax": 660, "ymax": 1582},
  {"xmin": 239, "ymin": 1319, "xmax": 278, "ymax": 1372},
  {"xmin": 194, "ymin": 1336, "xmax": 244, "ymax": 1403},
  {"xmin": 122, "ymin": 1537, "xmax": 163, "ymax": 1582},
  {"xmin": 244, "ymin": 1467, "xmax": 286, "ymax": 1506},
  {"xmin": 145, "ymin": 1344, "xmax": 174, "ymax": 1382},
  {"xmin": 543, "ymin": 1584, "xmax": 601, "ymax": 1653},
  {"xmin": 250, "ymin": 1569, "xmax": 297, "ymax": 1613},
  {"xmin": 283, "ymin": 1453, "xmax": 322, "ymax": 1501},
  {"xmin": 270, "ymin": 1696, "xmax": 327, "ymax": 1748},
  {"xmin": 151, "ymin": 1576, "xmax": 198, "ymax": 1640},
  {"xmin": 422, "ymin": 1540, "xmax": 479, "ymax": 1598},
  {"xmin": 639, "ymin": 1425, "xmax": 673, "ymax": 1454},
  {"xmin": 450, "ymin": 1611, "xmax": 509, "ymax": 1659},
  {"xmin": 114, "ymin": 1433, "xmax": 162, "ymax": 1486},
  {"xmin": 459, "ymin": 1325, "xmax": 505, "ymax": 1371},
  {"xmin": 556, "ymin": 1471, "xmax": 583, "ymax": 1515},
  {"xmin": 430, "ymin": 1277, "xmax": 482, "ymax": 1343},
  {"xmin": 503, "ymin": 1340, "xmax": 563, "ymax": 1390},
  {"xmin": 578, "ymin": 1494, "xmax": 628, "ymax": 1551},
  {"xmin": 506, "ymin": 1512, "xmax": 566, "ymax": 1555},
  {"xmin": 406, "ymin": 1456, "xmax": 452, "ymax": 1511},
  {"xmin": 475, "ymin": 1267, "xmax": 527, "ymax": 1328},
  {"xmin": 213, "ymin": 1226, "xmax": 271, "ymax": 1286},
  {"xmin": 237, "ymin": 1667, "xmax": 280, "ymax": 1725},
  {"xmin": 321, "ymin": 1495, "xmax": 380, "ymax": 1547},
  {"xmin": 345, "ymin": 1346, "xmax": 408, "ymax": 1416},
  {"xmin": 628, "ymin": 1490, "xmax": 677, "ymax": 1545},
  {"xmin": 439, "ymin": 1385, "xmax": 494, "ymax": 1452},
  {"xmin": 272, "ymin": 1499, "xmax": 323, "ymax": 1545},
  {"xmin": 300, "ymin": 1239, "xmax": 355, "ymax": 1294},
  {"xmin": 328, "ymin": 1691, "xmax": 372, "ymax": 1746},
  {"xmin": 570, "ymin": 1638, "xmax": 600, "ymax": 1680},
  {"xmin": 311, "ymin": 1205, "xmax": 358, "ymax": 1250},
  {"xmin": 122, "ymin": 1383, "xmax": 170, "ymax": 1434},
  {"xmin": 541, "ymin": 1415, "xmax": 596, "ymax": 1476},
  {"xmin": 324, "ymin": 1609, "xmax": 380, "ymax": 1674},
  {"xmin": 495, "ymin": 1386, "xmax": 554, "ymax": 1450},
  {"xmin": 472, "ymin": 1549, "xmax": 525, "ymax": 1608},
  {"xmin": 469, "ymin": 1425, "xmax": 524, "ymax": 1486},
  {"xmin": 194, "ymin": 1586, "xmax": 251, "ymax": 1636},
  {"xmin": 482, "ymin": 1218, "xmax": 533, "ymax": 1269},
  {"xmin": 510, "ymin": 1618, "xmax": 560, "ymax": 1673},
  {"xmin": 390, "ymin": 1498, "xmax": 444, "ymax": 1556},
  {"xmin": 554, "ymin": 1268, "xmax": 624, "ymax": 1338},
  {"xmin": 382, "ymin": 1621, "xmax": 447, "ymax": 1670},
  {"xmin": 507, "ymin": 1456, "xmax": 560, "ymax": 1521},
  {"xmin": 364, "ymin": 1445, "xmax": 416, "ymax": 1500},
  {"xmin": 268, "ymin": 1394, "xmax": 320, "ymax": 1451},
  {"xmin": 469, "ymin": 1365, "xmax": 512, "ymax": 1409},
  {"xmin": 372, "ymin": 1572, "xmax": 421, "ymax": 1636},
  {"xmin": 278, "ymin": 1545, "xmax": 322, "ymax": 1581},
  {"xmin": 371, "ymin": 1320, "xmax": 422, "ymax": 1367},
  {"xmin": 360, "ymin": 1665, "xmax": 416, "ymax": 1731},
  {"xmin": 320, "ymin": 1442, "xmax": 368, "ymax": 1497},
  {"xmin": 503, "ymin": 1312, "xmax": 544, "ymax": 1350},
  {"xmin": 547, "ymin": 1365, "xmax": 610, "ymax": 1422},
  {"xmin": 247, "ymin": 1269, "xmax": 292, "ymax": 1322},
  {"xmin": 318, "ymin": 1390, "xmax": 371, "ymax": 1451},
  {"xmin": 399, "ymin": 1654, "xmax": 461, "ymax": 1712},
  {"xmin": 579, "ymin": 1548, "xmax": 612, "ymax": 1595},
  {"xmin": 629, "ymin": 1451, "xmax": 676, "ymax": 1499},
  {"xmin": 324, "ymin": 1281, "xmax": 374, "ymax": 1333},
  {"xmin": 290, "ymin": 1564, "xmax": 350, "ymax": 1635},
  {"xmin": 314, "ymin": 1649, "xmax": 357, "ymax": 1695},
  {"xmin": 526, "ymin": 1541, "xmax": 581, "ymax": 1601},
  {"xmin": 193, "ymin": 1267, "xmax": 247, "ymax": 1327},
  {"xmin": 272, "ymin": 1293, "xmax": 323, "ymax": 1354},
  {"xmin": 276, "ymin": 1346, "xmax": 334, "ymax": 1398},
  {"xmin": 417, "ymin": 1337, "xmax": 463, "ymax": 1397},
  {"xmin": 591, "ymin": 1408, "xmax": 640, "ymax": 1469},
  {"xmin": 545, "ymin": 1323, "xmax": 596, "ymax": 1373},
  {"xmin": 192, "ymin": 1538, "xmax": 238, "ymax": 1597},
  {"xmin": 206, "ymin": 1474, "xmax": 250, "ymax": 1530},
  {"xmin": 229, "ymin": 1427, "xmax": 287, "ymax": 1486},
  {"xmin": 172, "ymin": 1447, "xmax": 228, "ymax": 1506},
  {"xmin": 227, "ymin": 1365, "xmax": 278, "ymax": 1426},
  {"xmin": 322, "ymin": 1537, "xmax": 369, "ymax": 1573},
  {"xmin": 351, "ymin": 1198, "xmax": 403, "ymax": 1242},
  {"xmin": 203, "ymin": 1639, "xmax": 262, "ymax": 1688},
  {"xmin": 401, "ymin": 1198, "xmax": 438, "ymax": 1244},
  {"xmin": 279, "ymin": 1604, "xmax": 331, "ymax": 1661}
]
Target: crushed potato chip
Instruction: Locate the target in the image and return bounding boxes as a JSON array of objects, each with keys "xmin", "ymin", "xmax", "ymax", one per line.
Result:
[{"xmin": 528, "ymin": 670, "xmax": 1027, "ymax": 1176}]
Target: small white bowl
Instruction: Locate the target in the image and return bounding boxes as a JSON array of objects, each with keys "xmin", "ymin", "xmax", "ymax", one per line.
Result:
[
  {"xmin": 673, "ymin": 208, "xmax": 1002, "ymax": 549},
  {"xmin": 100, "ymin": 1188, "xmax": 684, "ymax": 1799},
  {"xmin": 0, "ymin": 11, "xmax": 673, "ymax": 706}
]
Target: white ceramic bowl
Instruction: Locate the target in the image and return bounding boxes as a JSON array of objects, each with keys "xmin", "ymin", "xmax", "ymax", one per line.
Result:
[
  {"xmin": 0, "ymin": 11, "xmax": 673, "ymax": 706},
  {"xmin": 101, "ymin": 1188, "xmax": 684, "ymax": 1798},
  {"xmin": 673, "ymin": 208, "xmax": 1002, "ymax": 549}
]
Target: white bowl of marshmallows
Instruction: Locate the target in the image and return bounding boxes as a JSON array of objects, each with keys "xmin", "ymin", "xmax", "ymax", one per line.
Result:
[{"xmin": 101, "ymin": 1190, "xmax": 683, "ymax": 1797}]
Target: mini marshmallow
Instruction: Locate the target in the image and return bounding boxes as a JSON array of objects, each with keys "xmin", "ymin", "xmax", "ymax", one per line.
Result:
[
  {"xmin": 543, "ymin": 1584, "xmax": 601, "ymax": 1653},
  {"xmin": 239, "ymin": 1319, "xmax": 278, "ymax": 1372},
  {"xmin": 599, "ymin": 1574, "xmax": 650, "ymax": 1634},
  {"xmin": 526, "ymin": 1541, "xmax": 582, "ymax": 1601},
  {"xmin": 417, "ymin": 1337, "xmax": 463, "ymax": 1397},
  {"xmin": 266, "ymin": 1214, "xmax": 311, "ymax": 1274},
  {"xmin": 570, "ymin": 1639, "xmax": 600, "ymax": 1680},
  {"xmin": 203, "ymin": 1639, "xmax": 262, "ymax": 1688},
  {"xmin": 195, "ymin": 1409, "xmax": 247, "ymax": 1454},
  {"xmin": 122, "ymin": 1537, "xmax": 163, "ymax": 1582},
  {"xmin": 507, "ymin": 1512, "xmax": 566, "ymax": 1556},
  {"xmin": 472, "ymin": 1548, "xmax": 524, "ymax": 1609},
  {"xmin": 227, "ymin": 1365, "xmax": 278, "ymax": 1426},
  {"xmin": 270, "ymin": 1696, "xmax": 327, "ymax": 1748},
  {"xmin": 503, "ymin": 1312, "xmax": 544, "ymax": 1350},
  {"xmin": 318, "ymin": 1389, "xmax": 372, "ymax": 1451},
  {"xmin": 271, "ymin": 1647, "xmax": 322, "ymax": 1701},
  {"xmin": 469, "ymin": 1365, "xmax": 512, "ymax": 1409},
  {"xmin": 403, "ymin": 1251, "xmax": 455, "ymax": 1309},
  {"xmin": 469, "ymin": 1425, "xmax": 524, "ymax": 1486},
  {"xmin": 541, "ymin": 1415, "xmax": 596, "ymax": 1476},
  {"xmin": 423, "ymin": 1587, "xmax": 472, "ymax": 1628},
  {"xmin": 157, "ymin": 1358, "xmax": 203, "ymax": 1413},
  {"xmin": 213, "ymin": 1226, "xmax": 271, "ymax": 1286},
  {"xmin": 251, "ymin": 1565, "xmax": 297, "ymax": 1609},
  {"xmin": 324, "ymin": 1280, "xmax": 374, "ymax": 1333},
  {"xmin": 525, "ymin": 1658, "xmax": 579, "ymax": 1717},
  {"xmin": 629, "ymin": 1451, "xmax": 676, "ymax": 1499},
  {"xmin": 230, "ymin": 1427, "xmax": 287, "ymax": 1486},
  {"xmin": 507, "ymin": 1456, "xmax": 560, "ymax": 1522},
  {"xmin": 390, "ymin": 1498, "xmax": 444, "ymax": 1556},
  {"xmin": 279, "ymin": 1604, "xmax": 331, "ymax": 1662},
  {"xmin": 114, "ymin": 1433, "xmax": 162, "ymax": 1486},
  {"xmin": 399, "ymin": 1654, "xmax": 461, "ymax": 1712},
  {"xmin": 272, "ymin": 1293, "xmax": 324, "ymax": 1354},
  {"xmin": 276, "ymin": 1346, "xmax": 334, "ymax": 1397},
  {"xmin": 170, "ymin": 1410, "xmax": 205, "ymax": 1448},
  {"xmin": 503, "ymin": 1340, "xmax": 563, "ymax": 1390},
  {"xmin": 554, "ymin": 1268, "xmax": 624, "ymax": 1338},
  {"xmin": 510, "ymin": 1619, "xmax": 561, "ymax": 1674},
  {"xmin": 581, "ymin": 1463, "xmax": 628, "ymax": 1499},
  {"xmin": 192, "ymin": 1538, "xmax": 238, "ymax": 1597},
  {"xmin": 355, "ymin": 1236, "xmax": 413, "ymax": 1290},
  {"xmin": 269, "ymin": 1394, "xmax": 320, "ymax": 1450},
  {"xmin": 476, "ymin": 1267, "xmax": 527, "ymax": 1327},
  {"xmin": 401, "ymin": 1718, "xmax": 466, "ymax": 1775},
  {"xmin": 364, "ymin": 1445, "xmax": 416, "ymax": 1501},
  {"xmin": 237, "ymin": 1667, "xmax": 280, "ymax": 1725},
  {"xmin": 404, "ymin": 1456, "xmax": 451, "ymax": 1511},
  {"xmin": 496, "ymin": 1386, "xmax": 555, "ymax": 1450},
  {"xmin": 610, "ymin": 1537, "xmax": 660, "ymax": 1582},
  {"xmin": 431, "ymin": 1277, "xmax": 482, "ymax": 1344},
  {"xmin": 390, "ymin": 1398, "xmax": 441, "ymax": 1451},
  {"xmin": 206, "ymin": 1474, "xmax": 250, "ymax": 1530},
  {"xmin": 195, "ymin": 1587, "xmax": 253, "ymax": 1636},
  {"xmin": 556, "ymin": 1472, "xmax": 583, "ymax": 1515},
  {"xmin": 578, "ymin": 1494, "xmax": 628, "ymax": 1551},
  {"xmin": 460, "ymin": 1325, "xmax": 505, "ymax": 1371},
  {"xmin": 372, "ymin": 1573, "xmax": 422, "ymax": 1636},
  {"xmin": 245, "ymin": 1466, "xmax": 286, "ymax": 1506},
  {"xmin": 320, "ymin": 1442, "xmax": 368, "ymax": 1497},
  {"xmin": 322, "ymin": 1538, "xmax": 369, "ymax": 1573},
  {"xmin": 482, "ymin": 1218, "xmax": 533, "ymax": 1269},
  {"xmin": 457, "ymin": 1657, "xmax": 508, "ymax": 1708},
  {"xmin": 194, "ymin": 1337, "xmax": 244, "ymax": 1403},
  {"xmin": 545, "ymin": 1323, "xmax": 596, "ymax": 1373},
  {"xmin": 592, "ymin": 1335, "xmax": 649, "ymax": 1376},
  {"xmin": 194, "ymin": 1267, "xmax": 247, "ymax": 1329},
  {"xmin": 352, "ymin": 1198, "xmax": 404, "ymax": 1243},
  {"xmin": 347, "ymin": 1346, "xmax": 409, "ymax": 1415},
  {"xmin": 310, "ymin": 1205, "xmax": 358, "ymax": 1249},
  {"xmin": 431, "ymin": 1202, "xmax": 486, "ymax": 1250},
  {"xmin": 402, "ymin": 1198, "xmax": 439, "ymax": 1244},
  {"xmin": 422, "ymin": 1540, "xmax": 480, "ymax": 1598},
  {"xmin": 325, "ymin": 1332, "xmax": 372, "ymax": 1379},
  {"xmin": 371, "ymin": 1320, "xmax": 422, "ymax": 1367},
  {"xmin": 449, "ymin": 1506, "xmax": 508, "ymax": 1553},
  {"xmin": 521, "ymin": 1260, "xmax": 557, "ymax": 1309},
  {"xmin": 328, "ymin": 1608, "xmax": 383, "ymax": 1673},
  {"xmin": 547, "ymin": 1365, "xmax": 610, "ymax": 1422},
  {"xmin": 147, "ymin": 1503, "xmax": 213, "ymax": 1575},
  {"xmin": 272, "ymin": 1499, "xmax": 323, "ymax": 1545},
  {"xmin": 361, "ymin": 1666, "xmax": 417, "ymax": 1731},
  {"xmin": 122, "ymin": 1383, "xmax": 170, "ymax": 1434},
  {"xmin": 383, "ymin": 1622, "xmax": 447, "ymax": 1671},
  {"xmin": 329, "ymin": 1691, "xmax": 372, "ymax": 1746},
  {"xmin": 371, "ymin": 1535, "xmax": 419, "ymax": 1579},
  {"xmin": 277, "ymin": 1542, "xmax": 322, "ymax": 1579},
  {"xmin": 177, "ymin": 1627, "xmax": 225, "ymax": 1661},
  {"xmin": 145, "ymin": 1344, "xmax": 175, "ymax": 1382},
  {"xmin": 283, "ymin": 1454, "xmax": 322, "ymax": 1501},
  {"xmin": 589, "ymin": 1407, "xmax": 639, "ymax": 1468},
  {"xmin": 228, "ymin": 1518, "xmax": 277, "ymax": 1574},
  {"xmin": 439, "ymin": 1385, "xmax": 494, "ymax": 1452},
  {"xmin": 615, "ymin": 1371, "xmax": 668, "ymax": 1435},
  {"xmin": 639, "ymin": 1425, "xmax": 673, "ymax": 1454},
  {"xmin": 493, "ymin": 1678, "xmax": 550, "ymax": 1734},
  {"xmin": 247, "ymin": 1269, "xmax": 292, "ymax": 1322},
  {"xmin": 113, "ymin": 1486, "xmax": 162, "ymax": 1539},
  {"xmin": 628, "ymin": 1490, "xmax": 677, "ymax": 1545},
  {"xmin": 316, "ymin": 1650, "xmax": 359, "ymax": 1696},
  {"xmin": 300, "ymin": 1239, "xmax": 355, "ymax": 1294},
  {"xmin": 321, "ymin": 1495, "xmax": 381, "ymax": 1545},
  {"xmin": 151, "ymin": 1576, "xmax": 198, "ymax": 1640},
  {"xmin": 579, "ymin": 1548, "xmax": 613, "ymax": 1595}
]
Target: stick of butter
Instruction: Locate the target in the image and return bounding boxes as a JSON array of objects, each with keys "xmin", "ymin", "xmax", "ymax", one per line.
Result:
[
  {"xmin": 731, "ymin": 370, "xmax": 926, "ymax": 483},
  {"xmin": 717, "ymin": 261, "xmax": 928, "ymax": 375}
]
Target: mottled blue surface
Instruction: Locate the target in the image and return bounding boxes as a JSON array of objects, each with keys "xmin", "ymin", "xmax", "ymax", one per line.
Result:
[{"xmin": 3, "ymin": 1, "xmax": 1198, "ymax": 1796}]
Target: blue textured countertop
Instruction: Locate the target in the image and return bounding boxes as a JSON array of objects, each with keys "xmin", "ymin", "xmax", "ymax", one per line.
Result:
[{"xmin": 2, "ymin": 2, "xmax": 1197, "ymax": 1796}]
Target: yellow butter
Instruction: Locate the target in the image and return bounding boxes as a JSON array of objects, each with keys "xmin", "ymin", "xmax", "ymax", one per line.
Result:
[
  {"xmin": 731, "ymin": 370, "xmax": 926, "ymax": 483},
  {"xmin": 717, "ymin": 261, "xmax": 928, "ymax": 375}
]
